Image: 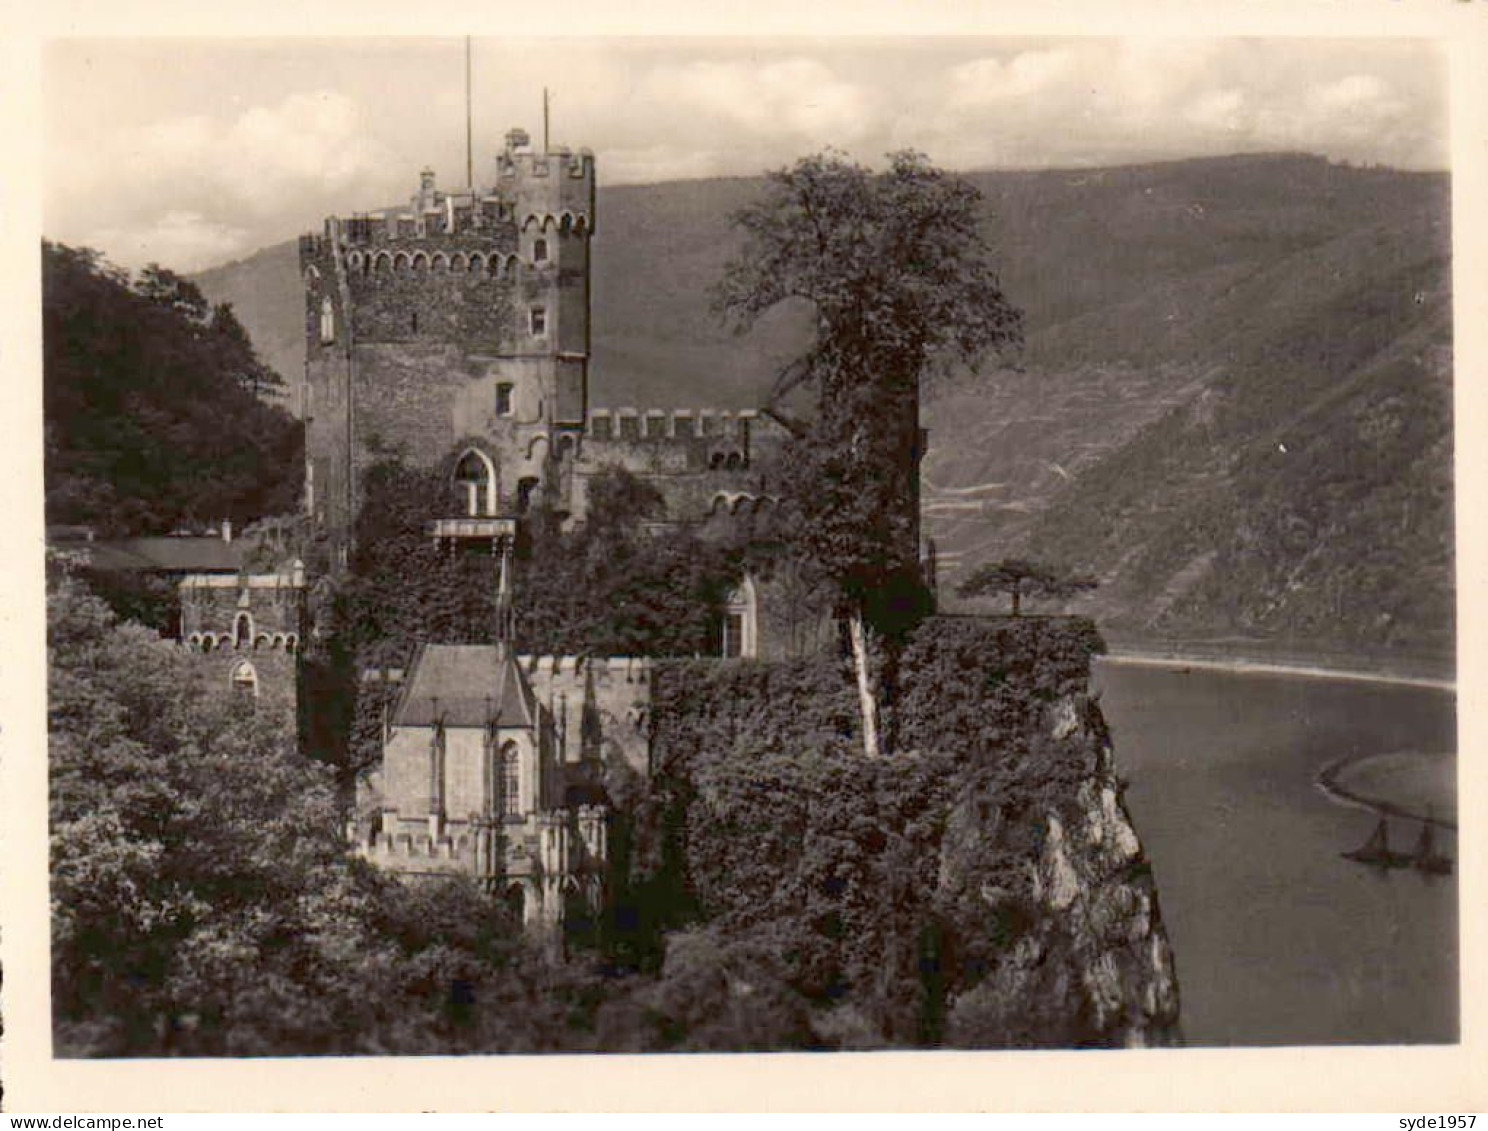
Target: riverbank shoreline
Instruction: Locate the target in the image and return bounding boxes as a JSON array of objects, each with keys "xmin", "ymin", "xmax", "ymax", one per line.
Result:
[
  {"xmin": 1099, "ymin": 651, "xmax": 1455, "ymax": 691},
  {"xmin": 1315, "ymin": 750, "xmax": 1458, "ymax": 828}
]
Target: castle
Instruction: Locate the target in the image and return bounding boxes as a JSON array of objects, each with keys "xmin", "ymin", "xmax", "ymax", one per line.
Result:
[
  {"xmin": 148, "ymin": 124, "xmax": 921, "ymax": 931},
  {"xmin": 290, "ymin": 125, "xmax": 826, "ymax": 928},
  {"xmin": 297, "ymin": 127, "xmax": 793, "ymax": 568}
]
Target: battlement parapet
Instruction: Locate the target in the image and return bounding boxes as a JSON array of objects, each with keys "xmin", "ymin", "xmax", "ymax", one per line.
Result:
[
  {"xmin": 586, "ymin": 407, "xmax": 760, "ymax": 443},
  {"xmin": 517, "ymin": 653, "xmax": 651, "ymax": 684}
]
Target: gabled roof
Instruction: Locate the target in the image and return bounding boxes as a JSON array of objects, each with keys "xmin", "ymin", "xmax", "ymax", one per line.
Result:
[
  {"xmin": 59, "ymin": 536, "xmax": 248, "ymax": 574},
  {"xmin": 393, "ymin": 643, "xmax": 537, "ymax": 729}
]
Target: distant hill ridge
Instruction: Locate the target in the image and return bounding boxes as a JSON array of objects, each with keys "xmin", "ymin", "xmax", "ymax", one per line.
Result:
[{"xmin": 193, "ymin": 152, "xmax": 1452, "ymax": 658}]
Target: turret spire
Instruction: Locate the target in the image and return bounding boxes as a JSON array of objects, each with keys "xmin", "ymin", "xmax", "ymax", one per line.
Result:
[{"xmin": 495, "ymin": 535, "xmax": 516, "ymax": 654}]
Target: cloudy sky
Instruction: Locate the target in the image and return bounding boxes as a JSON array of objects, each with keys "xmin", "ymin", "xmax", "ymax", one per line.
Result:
[{"xmin": 43, "ymin": 37, "xmax": 1448, "ymax": 273}]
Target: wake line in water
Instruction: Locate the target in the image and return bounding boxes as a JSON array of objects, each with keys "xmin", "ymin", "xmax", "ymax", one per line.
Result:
[{"xmin": 1099, "ymin": 652, "xmax": 1455, "ymax": 692}]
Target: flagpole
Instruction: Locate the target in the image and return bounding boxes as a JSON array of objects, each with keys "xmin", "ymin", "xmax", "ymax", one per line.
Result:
[{"xmin": 465, "ymin": 37, "xmax": 474, "ymax": 190}]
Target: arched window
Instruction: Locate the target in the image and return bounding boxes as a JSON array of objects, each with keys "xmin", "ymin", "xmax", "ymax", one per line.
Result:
[
  {"xmin": 533, "ymin": 238, "xmax": 549, "ymax": 263},
  {"xmin": 453, "ymin": 450, "xmax": 496, "ymax": 517},
  {"xmin": 501, "ymin": 742, "xmax": 521, "ymax": 817},
  {"xmin": 230, "ymin": 660, "xmax": 259, "ymax": 700},
  {"xmin": 516, "ymin": 476, "xmax": 539, "ymax": 515},
  {"xmin": 721, "ymin": 576, "xmax": 758, "ymax": 659},
  {"xmin": 233, "ymin": 612, "xmax": 253, "ymax": 648},
  {"xmin": 319, "ymin": 296, "xmax": 335, "ymax": 344},
  {"xmin": 504, "ymin": 881, "xmax": 526, "ymax": 923}
]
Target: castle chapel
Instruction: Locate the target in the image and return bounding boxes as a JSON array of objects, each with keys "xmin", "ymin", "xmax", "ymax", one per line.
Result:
[{"xmin": 301, "ymin": 126, "xmax": 824, "ymax": 927}]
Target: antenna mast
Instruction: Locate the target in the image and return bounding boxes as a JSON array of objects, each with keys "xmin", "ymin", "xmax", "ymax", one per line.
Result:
[{"xmin": 465, "ymin": 37, "xmax": 474, "ymax": 189}]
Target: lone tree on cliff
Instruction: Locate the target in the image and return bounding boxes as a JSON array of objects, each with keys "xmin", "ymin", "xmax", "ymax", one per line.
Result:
[
  {"xmin": 716, "ymin": 150, "xmax": 1022, "ymax": 758},
  {"xmin": 956, "ymin": 558, "xmax": 1098, "ymax": 617}
]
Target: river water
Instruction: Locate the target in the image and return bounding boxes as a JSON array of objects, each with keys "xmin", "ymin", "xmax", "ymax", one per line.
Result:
[{"xmin": 1094, "ymin": 660, "xmax": 1458, "ymax": 1046}]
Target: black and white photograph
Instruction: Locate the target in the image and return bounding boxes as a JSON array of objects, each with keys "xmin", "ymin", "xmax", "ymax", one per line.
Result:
[{"xmin": 4, "ymin": 3, "xmax": 1486, "ymax": 1112}]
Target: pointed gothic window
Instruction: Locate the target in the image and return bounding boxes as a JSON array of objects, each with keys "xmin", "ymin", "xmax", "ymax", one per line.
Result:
[
  {"xmin": 502, "ymin": 742, "xmax": 521, "ymax": 817},
  {"xmin": 319, "ymin": 296, "xmax": 335, "ymax": 344}
]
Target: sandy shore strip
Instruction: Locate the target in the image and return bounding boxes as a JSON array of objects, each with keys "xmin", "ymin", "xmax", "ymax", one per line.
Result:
[
  {"xmin": 1099, "ymin": 651, "xmax": 1455, "ymax": 691},
  {"xmin": 1317, "ymin": 750, "xmax": 1457, "ymax": 828}
]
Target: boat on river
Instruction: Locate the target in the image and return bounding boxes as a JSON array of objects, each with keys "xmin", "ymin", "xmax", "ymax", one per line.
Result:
[
  {"xmin": 1342, "ymin": 815, "xmax": 1453, "ymax": 874},
  {"xmin": 1413, "ymin": 814, "xmax": 1453, "ymax": 876},
  {"xmin": 1342, "ymin": 817, "xmax": 1412, "ymax": 868}
]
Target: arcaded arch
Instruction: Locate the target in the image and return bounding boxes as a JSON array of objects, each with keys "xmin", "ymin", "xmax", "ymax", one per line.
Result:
[
  {"xmin": 450, "ymin": 252, "xmax": 466, "ymax": 272},
  {"xmin": 573, "ymin": 214, "xmax": 590, "ymax": 236},
  {"xmin": 374, "ymin": 250, "xmax": 392, "ymax": 273},
  {"xmin": 559, "ymin": 212, "xmax": 574, "ymax": 235},
  {"xmin": 411, "ymin": 251, "xmax": 428, "ymax": 272},
  {"xmin": 467, "ymin": 253, "xmax": 484, "ymax": 274},
  {"xmin": 393, "ymin": 251, "xmax": 410, "ymax": 273},
  {"xmin": 430, "ymin": 252, "xmax": 448, "ymax": 272}
]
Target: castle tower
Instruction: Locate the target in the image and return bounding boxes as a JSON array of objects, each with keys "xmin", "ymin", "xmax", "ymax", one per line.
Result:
[{"xmin": 300, "ymin": 127, "xmax": 595, "ymax": 558}]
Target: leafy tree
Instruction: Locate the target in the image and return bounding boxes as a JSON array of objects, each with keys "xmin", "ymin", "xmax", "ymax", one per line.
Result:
[
  {"xmin": 43, "ymin": 241, "xmax": 301, "ymax": 536},
  {"xmin": 955, "ymin": 558, "xmax": 1098, "ymax": 616},
  {"xmin": 207, "ymin": 302, "xmax": 288, "ymax": 399},
  {"xmin": 716, "ymin": 150, "xmax": 1022, "ymax": 757}
]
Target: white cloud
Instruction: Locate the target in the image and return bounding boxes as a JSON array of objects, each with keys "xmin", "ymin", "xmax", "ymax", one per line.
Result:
[
  {"xmin": 42, "ymin": 40, "xmax": 1447, "ymax": 271},
  {"xmin": 51, "ymin": 89, "xmax": 401, "ymax": 269},
  {"xmin": 82, "ymin": 211, "xmax": 251, "ymax": 273},
  {"xmin": 1185, "ymin": 89, "xmax": 1248, "ymax": 133},
  {"xmin": 946, "ymin": 48, "xmax": 1085, "ymax": 107},
  {"xmin": 1307, "ymin": 73, "xmax": 1394, "ymax": 115},
  {"xmin": 642, "ymin": 58, "xmax": 872, "ymax": 144},
  {"xmin": 601, "ymin": 145, "xmax": 734, "ymax": 185}
]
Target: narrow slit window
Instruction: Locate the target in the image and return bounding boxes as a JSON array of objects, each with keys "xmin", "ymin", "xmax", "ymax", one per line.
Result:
[
  {"xmin": 722, "ymin": 613, "xmax": 745, "ymax": 659},
  {"xmin": 530, "ymin": 306, "xmax": 547, "ymax": 337},
  {"xmin": 496, "ymin": 383, "xmax": 514, "ymax": 417}
]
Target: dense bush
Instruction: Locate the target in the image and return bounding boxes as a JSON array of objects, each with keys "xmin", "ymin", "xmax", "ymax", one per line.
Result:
[
  {"xmin": 631, "ymin": 614, "xmax": 1117, "ymax": 1047},
  {"xmin": 894, "ymin": 614, "xmax": 1105, "ymax": 760}
]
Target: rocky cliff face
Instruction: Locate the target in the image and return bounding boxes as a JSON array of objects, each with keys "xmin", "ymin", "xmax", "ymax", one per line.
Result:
[{"xmin": 934, "ymin": 692, "xmax": 1181, "ymax": 1048}]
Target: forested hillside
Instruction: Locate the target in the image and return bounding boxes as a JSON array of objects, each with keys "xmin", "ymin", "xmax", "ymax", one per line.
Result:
[
  {"xmin": 193, "ymin": 153, "xmax": 1452, "ymax": 660},
  {"xmin": 44, "ymin": 242, "xmax": 304, "ymax": 537}
]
